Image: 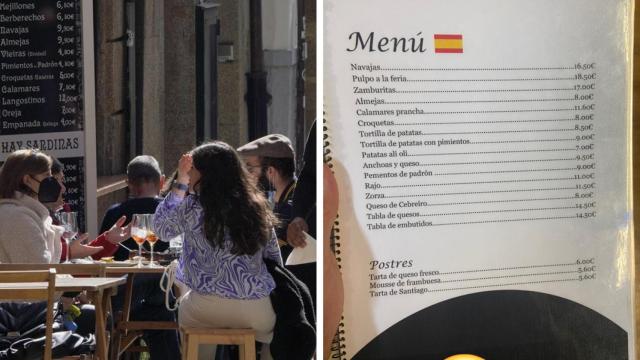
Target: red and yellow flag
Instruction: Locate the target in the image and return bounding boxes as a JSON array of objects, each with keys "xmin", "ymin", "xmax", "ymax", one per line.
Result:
[{"xmin": 434, "ymin": 34, "xmax": 463, "ymax": 53}]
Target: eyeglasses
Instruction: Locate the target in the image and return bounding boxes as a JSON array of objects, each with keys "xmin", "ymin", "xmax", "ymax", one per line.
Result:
[{"xmin": 245, "ymin": 164, "xmax": 262, "ymax": 172}]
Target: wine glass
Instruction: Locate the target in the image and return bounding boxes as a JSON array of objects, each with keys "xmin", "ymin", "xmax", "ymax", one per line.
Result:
[
  {"xmin": 130, "ymin": 214, "xmax": 148, "ymax": 268},
  {"xmin": 58, "ymin": 212, "xmax": 78, "ymax": 263},
  {"xmin": 145, "ymin": 214, "xmax": 160, "ymax": 267}
]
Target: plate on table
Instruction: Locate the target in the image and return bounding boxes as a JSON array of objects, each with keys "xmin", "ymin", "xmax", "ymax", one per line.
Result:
[{"xmin": 95, "ymin": 258, "xmax": 139, "ymax": 266}]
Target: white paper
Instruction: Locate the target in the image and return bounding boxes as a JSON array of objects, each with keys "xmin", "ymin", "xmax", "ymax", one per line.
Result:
[{"xmin": 285, "ymin": 232, "xmax": 316, "ymax": 265}]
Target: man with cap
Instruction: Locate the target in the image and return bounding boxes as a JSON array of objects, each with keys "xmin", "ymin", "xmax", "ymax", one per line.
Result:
[
  {"xmin": 237, "ymin": 134, "xmax": 297, "ymax": 254},
  {"xmin": 238, "ymin": 134, "xmax": 317, "ymax": 314}
]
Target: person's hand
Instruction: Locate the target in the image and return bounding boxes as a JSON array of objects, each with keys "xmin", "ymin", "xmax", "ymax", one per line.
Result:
[
  {"xmin": 287, "ymin": 217, "xmax": 309, "ymax": 248},
  {"xmin": 105, "ymin": 215, "xmax": 132, "ymax": 244},
  {"xmin": 177, "ymin": 153, "xmax": 193, "ymax": 184},
  {"xmin": 75, "ymin": 292, "xmax": 90, "ymax": 305},
  {"xmin": 323, "ymin": 164, "xmax": 343, "ymax": 359},
  {"xmin": 69, "ymin": 233, "xmax": 104, "ymax": 259}
]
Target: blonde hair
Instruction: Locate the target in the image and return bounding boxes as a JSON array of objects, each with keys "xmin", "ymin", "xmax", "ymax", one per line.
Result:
[{"xmin": 0, "ymin": 149, "xmax": 52, "ymax": 199}]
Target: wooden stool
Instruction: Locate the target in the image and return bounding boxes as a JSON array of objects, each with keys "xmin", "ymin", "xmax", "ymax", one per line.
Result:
[{"xmin": 180, "ymin": 327, "xmax": 256, "ymax": 360}]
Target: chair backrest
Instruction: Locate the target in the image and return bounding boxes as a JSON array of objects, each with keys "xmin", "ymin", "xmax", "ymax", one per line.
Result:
[
  {"xmin": 0, "ymin": 263, "xmax": 106, "ymax": 277},
  {"xmin": 0, "ymin": 269, "xmax": 56, "ymax": 360}
]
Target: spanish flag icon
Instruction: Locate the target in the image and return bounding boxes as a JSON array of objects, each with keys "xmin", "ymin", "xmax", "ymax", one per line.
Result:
[{"xmin": 434, "ymin": 34, "xmax": 463, "ymax": 53}]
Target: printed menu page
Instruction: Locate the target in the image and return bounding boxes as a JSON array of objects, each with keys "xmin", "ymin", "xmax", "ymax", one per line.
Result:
[{"xmin": 324, "ymin": 0, "xmax": 634, "ymax": 358}]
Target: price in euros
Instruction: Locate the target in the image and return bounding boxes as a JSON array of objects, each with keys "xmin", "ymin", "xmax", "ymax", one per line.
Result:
[
  {"xmin": 575, "ymin": 201, "xmax": 596, "ymax": 209},
  {"xmin": 57, "ymin": 36, "xmax": 74, "ymax": 45},
  {"xmin": 576, "ymin": 211, "xmax": 596, "ymax": 219},
  {"xmin": 577, "ymin": 266, "xmax": 596, "ymax": 273},
  {"xmin": 56, "ymin": 1, "xmax": 75, "ymax": 9},
  {"xmin": 56, "ymin": 12, "xmax": 75, "ymax": 21},
  {"xmin": 574, "ymin": 104, "xmax": 595, "ymax": 111},
  {"xmin": 575, "ymin": 153, "xmax": 594, "ymax": 161},
  {"xmin": 576, "ymin": 163, "xmax": 595, "ymax": 170},
  {"xmin": 56, "ymin": 24, "xmax": 74, "ymax": 33},
  {"xmin": 574, "ymin": 83, "xmax": 595, "ymax": 90},
  {"xmin": 576, "ymin": 258, "xmax": 595, "ymax": 265},
  {"xmin": 574, "ymin": 73, "xmax": 596, "ymax": 80},
  {"xmin": 574, "ymin": 62, "xmax": 596, "ymax": 70},
  {"xmin": 576, "ymin": 134, "xmax": 594, "ymax": 141},
  {"xmin": 575, "ymin": 183, "xmax": 596, "ymax": 190},
  {"xmin": 574, "ymin": 114, "xmax": 594, "ymax": 121},
  {"xmin": 578, "ymin": 274, "xmax": 596, "ymax": 281}
]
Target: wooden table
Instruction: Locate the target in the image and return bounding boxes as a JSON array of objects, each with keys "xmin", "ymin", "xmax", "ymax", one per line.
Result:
[
  {"xmin": 105, "ymin": 265, "xmax": 179, "ymax": 359},
  {"xmin": 0, "ymin": 276, "xmax": 126, "ymax": 360}
]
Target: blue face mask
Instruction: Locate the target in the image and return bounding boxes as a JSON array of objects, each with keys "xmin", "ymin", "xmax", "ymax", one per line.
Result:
[
  {"xmin": 30, "ymin": 175, "xmax": 62, "ymax": 203},
  {"xmin": 258, "ymin": 168, "xmax": 276, "ymax": 209},
  {"xmin": 266, "ymin": 190, "xmax": 276, "ymax": 210}
]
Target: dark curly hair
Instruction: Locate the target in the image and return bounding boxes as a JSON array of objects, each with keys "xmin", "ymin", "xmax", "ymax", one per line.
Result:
[{"xmin": 191, "ymin": 141, "xmax": 277, "ymax": 255}]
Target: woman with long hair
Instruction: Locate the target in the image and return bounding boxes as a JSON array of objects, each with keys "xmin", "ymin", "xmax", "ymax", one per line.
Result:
[{"xmin": 153, "ymin": 141, "xmax": 282, "ymax": 359}]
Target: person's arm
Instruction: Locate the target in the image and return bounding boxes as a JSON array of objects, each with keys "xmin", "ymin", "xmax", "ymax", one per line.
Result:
[
  {"xmin": 1, "ymin": 212, "xmax": 55, "ymax": 263},
  {"xmin": 88, "ymin": 234, "xmax": 118, "ymax": 259},
  {"xmin": 68, "ymin": 216, "xmax": 129, "ymax": 260},
  {"xmin": 153, "ymin": 153, "xmax": 192, "ymax": 241},
  {"xmin": 288, "ymin": 121, "xmax": 317, "ymax": 247},
  {"xmin": 67, "ymin": 233, "xmax": 104, "ymax": 260},
  {"xmin": 153, "ymin": 192, "xmax": 189, "ymax": 241},
  {"xmin": 291, "ymin": 121, "xmax": 316, "ymax": 220},
  {"xmin": 60, "ymin": 237, "xmax": 68, "ymax": 262},
  {"xmin": 263, "ymin": 229, "xmax": 284, "ymax": 266}
]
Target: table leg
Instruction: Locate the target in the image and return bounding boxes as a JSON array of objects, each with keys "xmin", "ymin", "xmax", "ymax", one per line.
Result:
[
  {"xmin": 109, "ymin": 311, "xmax": 122, "ymax": 360},
  {"xmin": 111, "ymin": 273, "xmax": 135, "ymax": 359},
  {"xmin": 101, "ymin": 287, "xmax": 113, "ymax": 359},
  {"xmin": 187, "ymin": 334, "xmax": 198, "ymax": 360},
  {"xmin": 93, "ymin": 289, "xmax": 108, "ymax": 359},
  {"xmin": 121, "ymin": 273, "xmax": 135, "ymax": 333}
]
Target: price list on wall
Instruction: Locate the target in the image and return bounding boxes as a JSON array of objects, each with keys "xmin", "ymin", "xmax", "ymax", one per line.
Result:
[{"xmin": 0, "ymin": 0, "xmax": 88, "ymax": 230}]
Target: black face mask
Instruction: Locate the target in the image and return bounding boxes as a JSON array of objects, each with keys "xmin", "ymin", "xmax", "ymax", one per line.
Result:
[{"xmin": 30, "ymin": 176, "xmax": 63, "ymax": 203}]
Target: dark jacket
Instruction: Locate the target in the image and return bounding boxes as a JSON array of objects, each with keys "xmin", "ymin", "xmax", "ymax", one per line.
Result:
[
  {"xmin": 265, "ymin": 258, "xmax": 315, "ymax": 360},
  {"xmin": 291, "ymin": 121, "xmax": 316, "ymax": 238},
  {"xmin": 100, "ymin": 197, "xmax": 167, "ymax": 260}
]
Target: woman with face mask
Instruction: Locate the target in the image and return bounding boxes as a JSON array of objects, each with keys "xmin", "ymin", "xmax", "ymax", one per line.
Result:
[{"xmin": 0, "ymin": 149, "xmax": 66, "ymax": 263}]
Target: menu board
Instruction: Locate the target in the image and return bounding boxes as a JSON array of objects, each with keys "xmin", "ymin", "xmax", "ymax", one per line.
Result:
[{"xmin": 0, "ymin": 0, "xmax": 91, "ymax": 231}]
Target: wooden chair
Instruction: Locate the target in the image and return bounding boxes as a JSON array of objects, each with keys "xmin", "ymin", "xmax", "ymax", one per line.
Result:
[
  {"xmin": 0, "ymin": 263, "xmax": 110, "ymax": 312},
  {"xmin": 0, "ymin": 263, "xmax": 107, "ymax": 277},
  {"xmin": 180, "ymin": 327, "xmax": 256, "ymax": 360},
  {"xmin": 0, "ymin": 264, "xmax": 108, "ymax": 360},
  {"xmin": 0, "ymin": 269, "xmax": 57, "ymax": 360}
]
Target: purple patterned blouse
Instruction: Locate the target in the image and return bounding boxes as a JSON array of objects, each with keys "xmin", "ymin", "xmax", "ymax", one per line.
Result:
[{"xmin": 153, "ymin": 192, "xmax": 283, "ymax": 299}]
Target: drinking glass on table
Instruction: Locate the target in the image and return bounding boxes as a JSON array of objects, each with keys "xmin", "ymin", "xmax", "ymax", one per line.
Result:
[
  {"xmin": 145, "ymin": 214, "xmax": 160, "ymax": 267},
  {"xmin": 169, "ymin": 234, "xmax": 183, "ymax": 257},
  {"xmin": 58, "ymin": 211, "xmax": 78, "ymax": 263},
  {"xmin": 131, "ymin": 214, "xmax": 148, "ymax": 268}
]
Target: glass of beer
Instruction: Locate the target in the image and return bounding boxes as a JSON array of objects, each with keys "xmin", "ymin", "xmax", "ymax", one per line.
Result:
[
  {"xmin": 146, "ymin": 214, "xmax": 160, "ymax": 267},
  {"xmin": 130, "ymin": 214, "xmax": 148, "ymax": 268}
]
